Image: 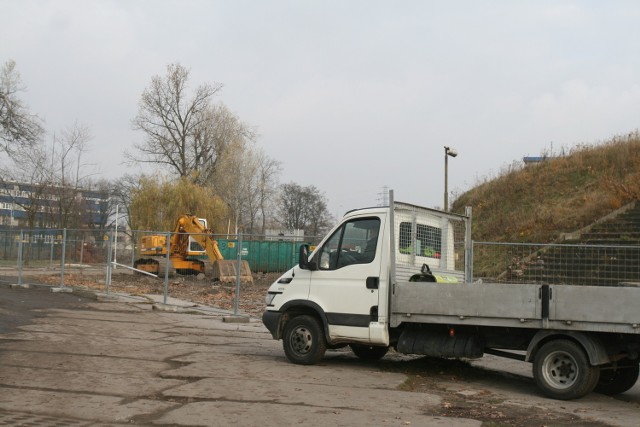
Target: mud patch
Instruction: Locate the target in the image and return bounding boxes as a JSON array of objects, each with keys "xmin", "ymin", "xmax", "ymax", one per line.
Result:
[{"xmin": 382, "ymin": 356, "xmax": 614, "ymax": 427}]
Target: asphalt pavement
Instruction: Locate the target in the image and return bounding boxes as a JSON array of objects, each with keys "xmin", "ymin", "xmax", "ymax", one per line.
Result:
[
  {"xmin": 0, "ymin": 284, "xmax": 472, "ymax": 426},
  {"xmin": 1, "ymin": 283, "xmax": 640, "ymax": 426}
]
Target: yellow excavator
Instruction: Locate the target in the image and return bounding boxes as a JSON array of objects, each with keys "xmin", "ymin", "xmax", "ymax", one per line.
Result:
[{"xmin": 133, "ymin": 214, "xmax": 253, "ymax": 283}]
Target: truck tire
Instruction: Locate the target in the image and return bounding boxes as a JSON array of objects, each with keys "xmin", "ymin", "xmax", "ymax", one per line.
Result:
[
  {"xmin": 282, "ymin": 315, "xmax": 327, "ymax": 365},
  {"xmin": 533, "ymin": 339, "xmax": 600, "ymax": 400},
  {"xmin": 595, "ymin": 360, "xmax": 639, "ymax": 395},
  {"xmin": 350, "ymin": 344, "xmax": 389, "ymax": 360}
]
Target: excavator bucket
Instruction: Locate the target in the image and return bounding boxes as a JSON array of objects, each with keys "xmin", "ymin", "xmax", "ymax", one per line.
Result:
[{"xmin": 212, "ymin": 260, "xmax": 253, "ymax": 283}]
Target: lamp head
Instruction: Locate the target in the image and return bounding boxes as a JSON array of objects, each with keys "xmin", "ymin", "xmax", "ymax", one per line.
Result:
[{"xmin": 445, "ymin": 146, "xmax": 458, "ymax": 157}]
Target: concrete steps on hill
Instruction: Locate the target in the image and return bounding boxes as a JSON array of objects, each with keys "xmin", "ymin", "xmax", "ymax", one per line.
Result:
[{"xmin": 517, "ymin": 201, "xmax": 640, "ymax": 286}]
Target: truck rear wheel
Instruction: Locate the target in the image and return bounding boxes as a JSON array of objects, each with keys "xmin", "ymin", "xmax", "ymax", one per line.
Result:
[
  {"xmin": 282, "ymin": 315, "xmax": 327, "ymax": 365},
  {"xmin": 350, "ymin": 344, "xmax": 389, "ymax": 360},
  {"xmin": 533, "ymin": 339, "xmax": 600, "ymax": 400},
  {"xmin": 595, "ymin": 360, "xmax": 639, "ymax": 395}
]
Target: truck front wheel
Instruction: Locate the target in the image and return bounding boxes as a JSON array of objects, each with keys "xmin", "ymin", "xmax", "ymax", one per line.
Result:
[
  {"xmin": 533, "ymin": 339, "xmax": 600, "ymax": 400},
  {"xmin": 595, "ymin": 360, "xmax": 639, "ymax": 395},
  {"xmin": 282, "ymin": 315, "xmax": 327, "ymax": 365}
]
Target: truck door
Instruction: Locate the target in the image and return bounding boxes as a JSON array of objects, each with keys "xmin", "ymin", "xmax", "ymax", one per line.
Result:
[{"xmin": 310, "ymin": 217, "xmax": 382, "ymax": 343}]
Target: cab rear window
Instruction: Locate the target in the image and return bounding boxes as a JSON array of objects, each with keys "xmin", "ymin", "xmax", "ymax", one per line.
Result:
[{"xmin": 399, "ymin": 222, "xmax": 441, "ymax": 258}]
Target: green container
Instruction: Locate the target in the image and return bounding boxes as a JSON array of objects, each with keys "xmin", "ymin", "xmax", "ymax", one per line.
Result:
[{"xmin": 216, "ymin": 239, "xmax": 305, "ymax": 273}]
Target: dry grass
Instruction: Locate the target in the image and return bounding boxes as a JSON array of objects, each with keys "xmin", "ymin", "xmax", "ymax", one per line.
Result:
[{"xmin": 452, "ymin": 131, "xmax": 640, "ymax": 243}]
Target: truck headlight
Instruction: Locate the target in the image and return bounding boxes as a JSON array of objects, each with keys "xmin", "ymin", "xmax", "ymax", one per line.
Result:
[{"xmin": 265, "ymin": 292, "xmax": 277, "ymax": 305}]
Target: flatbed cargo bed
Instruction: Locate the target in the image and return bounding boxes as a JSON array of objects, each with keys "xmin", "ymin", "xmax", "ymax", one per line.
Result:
[{"xmin": 391, "ymin": 281, "xmax": 640, "ymax": 334}]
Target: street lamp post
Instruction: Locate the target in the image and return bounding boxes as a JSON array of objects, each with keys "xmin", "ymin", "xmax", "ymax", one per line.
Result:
[
  {"xmin": 444, "ymin": 146, "xmax": 458, "ymax": 211},
  {"xmin": 114, "ymin": 204, "xmax": 119, "ymax": 268}
]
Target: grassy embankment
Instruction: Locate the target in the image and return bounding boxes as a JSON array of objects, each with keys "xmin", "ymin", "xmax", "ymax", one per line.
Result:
[{"xmin": 451, "ymin": 132, "xmax": 640, "ymax": 244}]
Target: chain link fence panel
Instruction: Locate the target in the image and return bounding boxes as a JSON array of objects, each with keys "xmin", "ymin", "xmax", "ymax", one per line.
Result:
[
  {"xmin": 473, "ymin": 241, "xmax": 640, "ymax": 286},
  {"xmin": 5, "ymin": 225, "xmax": 640, "ymax": 311},
  {"xmin": 0, "ymin": 226, "xmax": 318, "ymax": 316}
]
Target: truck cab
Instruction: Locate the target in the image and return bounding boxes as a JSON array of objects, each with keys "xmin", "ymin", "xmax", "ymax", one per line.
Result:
[{"xmin": 263, "ymin": 200, "xmax": 468, "ymax": 364}]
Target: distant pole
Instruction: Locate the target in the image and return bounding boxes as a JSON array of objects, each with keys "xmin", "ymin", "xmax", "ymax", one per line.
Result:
[
  {"xmin": 60, "ymin": 228, "xmax": 67, "ymax": 288},
  {"xmin": 114, "ymin": 204, "xmax": 118, "ymax": 268},
  {"xmin": 444, "ymin": 146, "xmax": 458, "ymax": 211},
  {"xmin": 234, "ymin": 233, "xmax": 243, "ymax": 316},
  {"xmin": 17, "ymin": 230, "xmax": 24, "ymax": 286},
  {"xmin": 163, "ymin": 232, "xmax": 171, "ymax": 305},
  {"xmin": 444, "ymin": 148, "xmax": 449, "ymax": 211},
  {"xmin": 106, "ymin": 231, "xmax": 113, "ymax": 294}
]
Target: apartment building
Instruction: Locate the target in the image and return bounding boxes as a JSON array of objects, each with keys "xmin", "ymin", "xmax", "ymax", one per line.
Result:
[{"xmin": 0, "ymin": 181, "xmax": 110, "ymax": 229}]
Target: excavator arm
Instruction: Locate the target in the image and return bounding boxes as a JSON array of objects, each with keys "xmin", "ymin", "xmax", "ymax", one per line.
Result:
[{"xmin": 170, "ymin": 214, "xmax": 224, "ymax": 262}]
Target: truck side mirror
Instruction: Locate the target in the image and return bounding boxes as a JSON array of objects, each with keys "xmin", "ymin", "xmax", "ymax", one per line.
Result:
[{"xmin": 299, "ymin": 244, "xmax": 317, "ymax": 270}]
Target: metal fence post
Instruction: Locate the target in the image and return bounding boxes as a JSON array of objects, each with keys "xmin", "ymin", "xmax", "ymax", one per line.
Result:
[
  {"xmin": 80, "ymin": 235, "xmax": 84, "ymax": 265},
  {"xmin": 163, "ymin": 232, "xmax": 171, "ymax": 304},
  {"xmin": 465, "ymin": 206, "xmax": 473, "ymax": 283},
  {"xmin": 49, "ymin": 238, "xmax": 54, "ymax": 269},
  {"xmin": 60, "ymin": 228, "xmax": 67, "ymax": 288},
  {"xmin": 234, "ymin": 233, "xmax": 243, "ymax": 316},
  {"xmin": 17, "ymin": 229, "xmax": 24, "ymax": 286},
  {"xmin": 131, "ymin": 231, "xmax": 136, "ymax": 267},
  {"xmin": 106, "ymin": 231, "xmax": 113, "ymax": 294}
]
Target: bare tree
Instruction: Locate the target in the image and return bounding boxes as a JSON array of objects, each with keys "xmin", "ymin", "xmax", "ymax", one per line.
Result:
[
  {"xmin": 255, "ymin": 150, "xmax": 281, "ymax": 234},
  {"xmin": 111, "ymin": 174, "xmax": 141, "ymax": 234},
  {"xmin": 198, "ymin": 106, "xmax": 263, "ymax": 235},
  {"xmin": 47, "ymin": 123, "xmax": 94, "ymax": 228},
  {"xmin": 0, "ymin": 121, "xmax": 98, "ymax": 230},
  {"xmin": 210, "ymin": 135, "xmax": 255, "ymax": 234},
  {"xmin": 128, "ymin": 62, "xmax": 269, "ymax": 235},
  {"xmin": 0, "ymin": 60, "xmax": 44, "ymax": 159},
  {"xmin": 129, "ymin": 63, "xmax": 224, "ymax": 181},
  {"xmin": 278, "ymin": 183, "xmax": 332, "ymax": 237},
  {"xmin": 191, "ymin": 103, "xmax": 256, "ymax": 185},
  {"xmin": 240, "ymin": 155, "xmax": 260, "ymax": 235}
]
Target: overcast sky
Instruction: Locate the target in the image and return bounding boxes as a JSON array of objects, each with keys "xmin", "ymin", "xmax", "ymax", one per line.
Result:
[{"xmin": 3, "ymin": 1, "xmax": 640, "ymax": 218}]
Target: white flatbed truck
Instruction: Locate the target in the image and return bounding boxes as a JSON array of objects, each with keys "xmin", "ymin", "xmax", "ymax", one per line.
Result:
[{"xmin": 262, "ymin": 191, "xmax": 640, "ymax": 400}]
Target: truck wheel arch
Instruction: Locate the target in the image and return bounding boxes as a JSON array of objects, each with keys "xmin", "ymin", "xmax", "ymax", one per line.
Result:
[
  {"xmin": 526, "ymin": 330, "xmax": 610, "ymax": 366},
  {"xmin": 277, "ymin": 300, "xmax": 329, "ymax": 341}
]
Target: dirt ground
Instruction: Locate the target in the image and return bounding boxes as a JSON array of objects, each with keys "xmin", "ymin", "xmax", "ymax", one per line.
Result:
[
  {"xmin": 388, "ymin": 357, "xmax": 616, "ymax": 427},
  {"xmin": 34, "ymin": 269, "xmax": 278, "ymax": 317}
]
